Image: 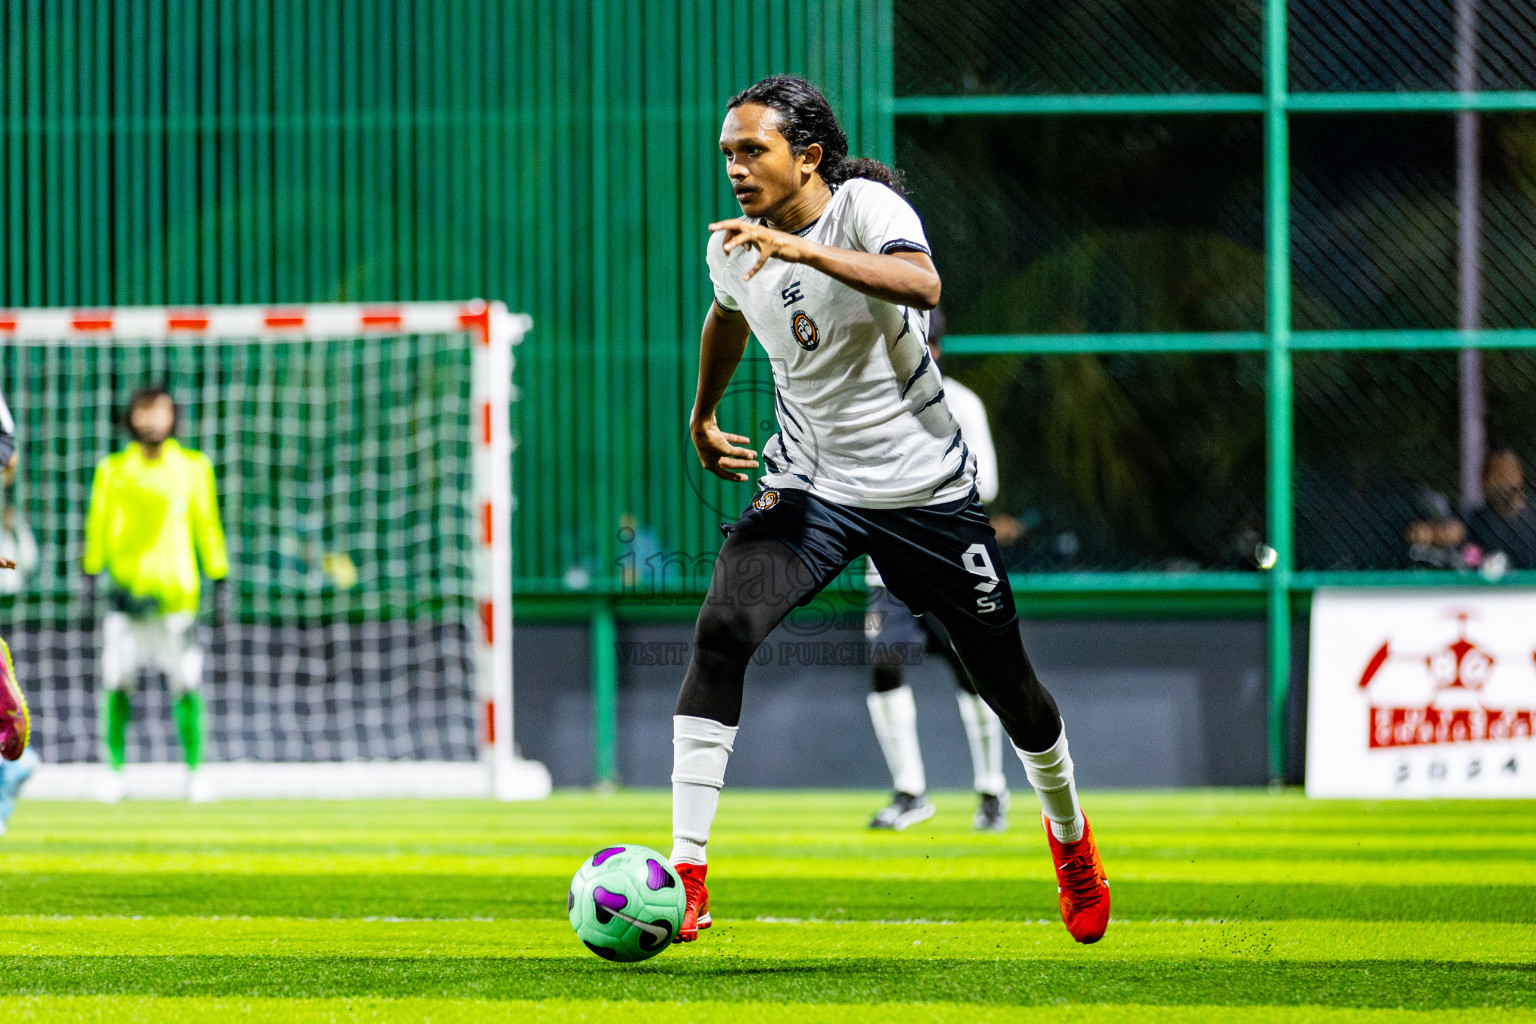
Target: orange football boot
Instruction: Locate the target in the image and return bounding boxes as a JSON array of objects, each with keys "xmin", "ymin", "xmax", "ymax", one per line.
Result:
[
  {"xmin": 674, "ymin": 862, "xmax": 712, "ymax": 942},
  {"xmin": 1043, "ymin": 811, "xmax": 1110, "ymax": 943}
]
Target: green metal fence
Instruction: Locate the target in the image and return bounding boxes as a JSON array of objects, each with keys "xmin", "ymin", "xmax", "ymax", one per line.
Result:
[
  {"xmin": 1, "ymin": 0, "xmax": 889, "ymax": 614},
  {"xmin": 894, "ymin": 0, "xmax": 1536, "ymax": 781}
]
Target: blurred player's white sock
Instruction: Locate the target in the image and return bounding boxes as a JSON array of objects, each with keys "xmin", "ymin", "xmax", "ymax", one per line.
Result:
[
  {"xmin": 867, "ymin": 686, "xmax": 926, "ymax": 796},
  {"xmin": 1015, "ymin": 725, "xmax": 1084, "ymax": 843},
  {"xmin": 671, "ymin": 715, "xmax": 737, "ymax": 866},
  {"xmin": 956, "ymin": 690, "xmax": 1007, "ymax": 796}
]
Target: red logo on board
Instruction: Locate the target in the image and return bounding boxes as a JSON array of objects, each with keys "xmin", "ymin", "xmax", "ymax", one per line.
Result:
[{"xmin": 1357, "ymin": 613, "xmax": 1535, "ymax": 749}]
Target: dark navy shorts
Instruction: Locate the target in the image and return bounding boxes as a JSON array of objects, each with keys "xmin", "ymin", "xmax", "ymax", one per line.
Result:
[
  {"xmin": 866, "ymin": 583, "xmax": 926, "ymax": 647},
  {"xmin": 723, "ymin": 486, "xmax": 1016, "ymax": 633}
]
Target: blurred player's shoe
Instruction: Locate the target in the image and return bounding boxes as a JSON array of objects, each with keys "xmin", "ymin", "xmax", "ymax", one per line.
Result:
[
  {"xmin": 974, "ymin": 791, "xmax": 1008, "ymax": 831},
  {"xmin": 0, "ymin": 745, "xmax": 39, "ymax": 837},
  {"xmin": 0, "ymin": 636, "xmax": 29, "ymax": 762},
  {"xmin": 96, "ymin": 769, "xmax": 127, "ymax": 804},
  {"xmin": 1043, "ymin": 811, "xmax": 1110, "ymax": 944},
  {"xmin": 674, "ymin": 862, "xmax": 711, "ymax": 942},
  {"xmin": 187, "ymin": 768, "xmax": 215, "ymax": 804},
  {"xmin": 869, "ymin": 791, "xmax": 934, "ymax": 831}
]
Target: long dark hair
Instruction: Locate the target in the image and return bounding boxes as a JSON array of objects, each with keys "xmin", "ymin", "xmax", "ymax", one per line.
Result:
[{"xmin": 727, "ymin": 74, "xmax": 906, "ymax": 195}]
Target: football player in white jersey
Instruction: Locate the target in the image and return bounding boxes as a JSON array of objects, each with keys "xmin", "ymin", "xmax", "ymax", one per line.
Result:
[
  {"xmin": 864, "ymin": 309, "xmax": 1024, "ymax": 834},
  {"xmin": 669, "ymin": 75, "xmax": 1110, "ymax": 946}
]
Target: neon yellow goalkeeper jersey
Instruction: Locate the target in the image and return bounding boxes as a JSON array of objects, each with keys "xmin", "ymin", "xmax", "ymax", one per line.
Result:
[{"xmin": 83, "ymin": 439, "xmax": 229, "ymax": 615}]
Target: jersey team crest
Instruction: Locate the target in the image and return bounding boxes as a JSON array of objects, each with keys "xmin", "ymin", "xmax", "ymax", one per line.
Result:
[
  {"xmin": 790, "ymin": 311, "xmax": 819, "ymax": 351},
  {"xmin": 752, "ymin": 490, "xmax": 780, "ymax": 511}
]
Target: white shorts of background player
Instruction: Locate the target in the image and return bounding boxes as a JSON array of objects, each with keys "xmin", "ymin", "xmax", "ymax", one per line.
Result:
[{"xmin": 101, "ymin": 612, "xmax": 203, "ymax": 695}]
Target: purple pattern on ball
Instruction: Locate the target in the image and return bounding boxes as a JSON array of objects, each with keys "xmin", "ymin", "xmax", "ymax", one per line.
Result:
[
  {"xmin": 591, "ymin": 846, "xmax": 625, "ymax": 867},
  {"xmin": 645, "ymin": 858, "xmax": 673, "ymax": 891},
  {"xmin": 593, "ymin": 886, "xmax": 628, "ymax": 911}
]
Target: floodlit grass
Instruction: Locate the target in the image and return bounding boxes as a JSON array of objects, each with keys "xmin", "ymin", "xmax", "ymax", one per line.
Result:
[{"xmin": 2, "ymin": 791, "xmax": 1534, "ymax": 1022}]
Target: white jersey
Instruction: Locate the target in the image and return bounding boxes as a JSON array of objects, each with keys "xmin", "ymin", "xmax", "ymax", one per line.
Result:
[
  {"xmin": 708, "ymin": 178, "xmax": 975, "ymax": 509},
  {"xmin": 865, "ymin": 376, "xmax": 999, "ymax": 588}
]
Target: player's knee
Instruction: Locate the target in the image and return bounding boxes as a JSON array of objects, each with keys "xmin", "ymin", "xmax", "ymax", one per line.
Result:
[
  {"xmin": 692, "ymin": 602, "xmax": 758, "ymax": 671},
  {"xmin": 946, "ymin": 617, "xmax": 1051, "ymax": 702},
  {"xmin": 101, "ymin": 660, "xmax": 135, "ymax": 692},
  {"xmin": 172, "ymin": 648, "xmax": 205, "ymax": 696},
  {"xmin": 169, "ymin": 677, "xmax": 202, "ymax": 699}
]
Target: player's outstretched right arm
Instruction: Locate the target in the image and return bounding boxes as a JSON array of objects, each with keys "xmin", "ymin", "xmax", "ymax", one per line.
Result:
[
  {"xmin": 80, "ymin": 458, "xmax": 114, "ymax": 619},
  {"xmin": 689, "ymin": 302, "xmax": 760, "ymax": 483},
  {"xmin": 82, "ymin": 459, "xmax": 111, "ymax": 580}
]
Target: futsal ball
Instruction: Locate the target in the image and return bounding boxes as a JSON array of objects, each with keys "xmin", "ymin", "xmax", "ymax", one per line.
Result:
[{"xmin": 568, "ymin": 844, "xmax": 686, "ymax": 962}]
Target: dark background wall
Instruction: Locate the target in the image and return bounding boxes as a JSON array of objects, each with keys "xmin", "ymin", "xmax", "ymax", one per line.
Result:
[{"xmin": 514, "ymin": 617, "xmax": 1288, "ymax": 789}]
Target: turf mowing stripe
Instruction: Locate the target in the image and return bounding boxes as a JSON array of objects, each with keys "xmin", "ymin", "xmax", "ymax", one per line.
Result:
[
  {"xmin": 2, "ymin": 954, "xmax": 1533, "ymax": 1009},
  {"xmin": 3, "ymin": 918, "xmax": 1532, "ymax": 963},
  {"xmin": 11, "ymin": 997, "xmax": 1536, "ymax": 1024},
  {"xmin": 0, "ymin": 873, "xmax": 1528, "ymax": 923},
  {"xmin": 7, "ymin": 836, "xmax": 1536, "ymax": 860},
  {"xmin": 12, "ymin": 792, "xmax": 1536, "ymax": 837},
  {"xmin": 1, "ymin": 853, "xmax": 1528, "ymax": 886}
]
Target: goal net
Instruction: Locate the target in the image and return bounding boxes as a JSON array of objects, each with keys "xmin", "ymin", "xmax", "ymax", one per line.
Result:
[{"xmin": 0, "ymin": 302, "xmax": 547, "ymax": 799}]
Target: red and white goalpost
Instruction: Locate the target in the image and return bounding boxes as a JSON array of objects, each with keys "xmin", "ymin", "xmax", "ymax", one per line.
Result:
[{"xmin": 2, "ymin": 301, "xmax": 549, "ymax": 800}]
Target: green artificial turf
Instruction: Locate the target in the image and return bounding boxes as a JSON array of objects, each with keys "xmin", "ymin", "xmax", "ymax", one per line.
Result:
[{"xmin": 2, "ymin": 790, "xmax": 1533, "ymax": 1022}]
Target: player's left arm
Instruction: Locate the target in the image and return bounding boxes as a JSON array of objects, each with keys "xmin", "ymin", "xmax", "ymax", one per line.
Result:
[
  {"xmin": 710, "ymin": 219, "xmax": 940, "ymax": 310},
  {"xmin": 191, "ymin": 455, "xmax": 233, "ymax": 624},
  {"xmin": 191, "ymin": 454, "xmax": 230, "ymax": 582}
]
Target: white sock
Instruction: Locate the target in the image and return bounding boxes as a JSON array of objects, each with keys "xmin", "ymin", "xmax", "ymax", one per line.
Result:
[
  {"xmin": 1014, "ymin": 724, "xmax": 1084, "ymax": 843},
  {"xmin": 956, "ymin": 690, "xmax": 1007, "ymax": 797},
  {"xmin": 866, "ymin": 686, "xmax": 926, "ymax": 796},
  {"xmin": 671, "ymin": 715, "xmax": 738, "ymax": 865}
]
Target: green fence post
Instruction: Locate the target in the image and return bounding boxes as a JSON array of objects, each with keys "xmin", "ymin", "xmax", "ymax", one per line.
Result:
[
  {"xmin": 1264, "ymin": 0, "xmax": 1294, "ymax": 785},
  {"xmin": 591, "ymin": 598, "xmax": 619, "ymax": 786}
]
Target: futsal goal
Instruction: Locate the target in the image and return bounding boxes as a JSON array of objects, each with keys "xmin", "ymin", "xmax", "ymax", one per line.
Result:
[{"xmin": 0, "ymin": 301, "xmax": 549, "ymax": 799}]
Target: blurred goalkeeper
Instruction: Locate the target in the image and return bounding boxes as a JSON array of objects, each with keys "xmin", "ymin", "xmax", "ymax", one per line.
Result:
[{"xmin": 83, "ymin": 387, "xmax": 230, "ymax": 804}]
